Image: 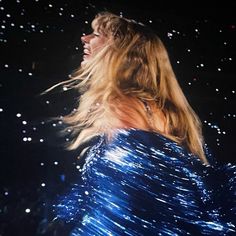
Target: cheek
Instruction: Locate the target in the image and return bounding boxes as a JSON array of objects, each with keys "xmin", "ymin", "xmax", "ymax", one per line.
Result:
[{"xmin": 91, "ymin": 39, "xmax": 107, "ymax": 53}]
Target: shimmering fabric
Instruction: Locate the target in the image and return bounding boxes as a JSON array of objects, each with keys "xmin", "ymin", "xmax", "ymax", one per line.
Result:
[{"xmin": 51, "ymin": 129, "xmax": 236, "ymax": 235}]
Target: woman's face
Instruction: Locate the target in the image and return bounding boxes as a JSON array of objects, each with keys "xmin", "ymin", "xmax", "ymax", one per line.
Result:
[{"xmin": 81, "ymin": 27, "xmax": 109, "ymax": 66}]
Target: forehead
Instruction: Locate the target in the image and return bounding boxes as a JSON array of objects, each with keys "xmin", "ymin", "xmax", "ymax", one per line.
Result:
[
  {"xmin": 91, "ymin": 18, "xmax": 100, "ymax": 31},
  {"xmin": 91, "ymin": 19, "xmax": 97, "ymax": 29}
]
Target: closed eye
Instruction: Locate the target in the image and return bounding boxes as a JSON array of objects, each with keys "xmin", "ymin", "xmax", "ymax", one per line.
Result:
[{"xmin": 93, "ymin": 32, "xmax": 100, "ymax": 37}]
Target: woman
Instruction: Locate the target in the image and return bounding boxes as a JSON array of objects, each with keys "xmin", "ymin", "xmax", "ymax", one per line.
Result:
[{"xmin": 43, "ymin": 12, "xmax": 235, "ymax": 235}]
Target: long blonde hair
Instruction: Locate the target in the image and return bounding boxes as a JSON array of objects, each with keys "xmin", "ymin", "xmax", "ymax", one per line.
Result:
[{"xmin": 45, "ymin": 12, "xmax": 208, "ymax": 164}]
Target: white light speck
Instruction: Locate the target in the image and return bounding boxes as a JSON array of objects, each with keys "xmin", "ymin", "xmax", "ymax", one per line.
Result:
[
  {"xmin": 216, "ymin": 88, "xmax": 219, "ymax": 92},
  {"xmin": 41, "ymin": 183, "xmax": 46, "ymax": 187},
  {"xmin": 22, "ymin": 120, "xmax": 27, "ymax": 125},
  {"xmin": 85, "ymin": 191, "xmax": 89, "ymax": 195},
  {"xmin": 176, "ymin": 61, "xmax": 180, "ymax": 64},
  {"xmin": 195, "ymin": 29, "xmax": 199, "ymax": 32},
  {"xmin": 229, "ymin": 57, "xmax": 232, "ymax": 61},
  {"xmin": 71, "ymin": 14, "xmax": 74, "ymax": 18},
  {"xmin": 149, "ymin": 20, "xmax": 152, "ymax": 23},
  {"xmin": 217, "ymin": 68, "xmax": 221, "ymax": 71},
  {"xmin": 200, "ymin": 63, "xmax": 204, "ymax": 67},
  {"xmin": 23, "ymin": 137, "xmax": 27, "ymax": 142},
  {"xmin": 1, "ymin": 25, "xmax": 5, "ymax": 29},
  {"xmin": 22, "ymin": 130, "xmax": 26, "ymax": 133},
  {"xmin": 54, "ymin": 161, "xmax": 58, "ymax": 165},
  {"xmin": 188, "ymin": 82, "xmax": 191, "ymax": 85},
  {"xmin": 28, "ymin": 72, "xmax": 33, "ymax": 76},
  {"xmin": 52, "ymin": 123, "xmax": 56, "ymax": 127},
  {"xmin": 20, "ymin": 25, "xmax": 24, "ymax": 28},
  {"xmin": 11, "ymin": 23, "xmax": 15, "ymax": 26},
  {"xmin": 16, "ymin": 113, "xmax": 22, "ymax": 117},
  {"xmin": 63, "ymin": 86, "xmax": 68, "ymax": 91},
  {"xmin": 49, "ymin": 4, "xmax": 53, "ymax": 7},
  {"xmin": 18, "ymin": 68, "xmax": 23, "ymax": 72},
  {"xmin": 76, "ymin": 165, "xmax": 80, "ymax": 169},
  {"xmin": 39, "ymin": 139, "xmax": 44, "ymax": 142},
  {"xmin": 223, "ymin": 42, "xmax": 227, "ymax": 45},
  {"xmin": 222, "ymin": 131, "xmax": 226, "ymax": 134},
  {"xmin": 85, "ymin": 21, "xmax": 88, "ymax": 24},
  {"xmin": 4, "ymin": 64, "xmax": 8, "ymax": 68},
  {"xmin": 6, "ymin": 14, "xmax": 11, "ymax": 18},
  {"xmin": 187, "ymin": 49, "xmax": 191, "ymax": 52},
  {"xmin": 27, "ymin": 137, "xmax": 32, "ymax": 141},
  {"xmin": 4, "ymin": 191, "xmax": 8, "ymax": 195},
  {"xmin": 0, "ymin": 108, "xmax": 3, "ymax": 112},
  {"xmin": 25, "ymin": 208, "xmax": 31, "ymax": 213},
  {"xmin": 40, "ymin": 162, "xmax": 44, "ymax": 166},
  {"xmin": 232, "ymin": 90, "xmax": 235, "ymax": 93}
]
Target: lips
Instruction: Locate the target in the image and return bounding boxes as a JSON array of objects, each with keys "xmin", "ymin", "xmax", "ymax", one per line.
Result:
[
  {"xmin": 83, "ymin": 48, "xmax": 90, "ymax": 55},
  {"xmin": 82, "ymin": 47, "xmax": 91, "ymax": 61}
]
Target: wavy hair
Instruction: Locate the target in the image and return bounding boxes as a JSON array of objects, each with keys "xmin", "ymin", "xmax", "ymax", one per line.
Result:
[{"xmin": 45, "ymin": 12, "xmax": 207, "ymax": 164}]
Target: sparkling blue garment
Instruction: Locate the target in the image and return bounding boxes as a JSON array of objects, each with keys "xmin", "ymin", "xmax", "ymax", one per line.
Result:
[{"xmin": 51, "ymin": 129, "xmax": 236, "ymax": 235}]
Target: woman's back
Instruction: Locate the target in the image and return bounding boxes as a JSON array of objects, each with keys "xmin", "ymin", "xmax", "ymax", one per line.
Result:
[{"xmin": 52, "ymin": 129, "xmax": 236, "ymax": 235}]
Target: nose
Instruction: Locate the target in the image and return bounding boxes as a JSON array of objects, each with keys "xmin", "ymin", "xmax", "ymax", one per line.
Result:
[{"xmin": 81, "ymin": 34, "xmax": 91, "ymax": 44}]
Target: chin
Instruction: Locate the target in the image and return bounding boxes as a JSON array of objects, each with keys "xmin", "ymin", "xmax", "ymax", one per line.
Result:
[
  {"xmin": 81, "ymin": 56, "xmax": 91, "ymax": 67},
  {"xmin": 81, "ymin": 59, "xmax": 88, "ymax": 67}
]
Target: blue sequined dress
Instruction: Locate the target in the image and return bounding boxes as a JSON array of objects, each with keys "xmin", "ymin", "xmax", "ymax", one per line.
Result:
[{"xmin": 49, "ymin": 129, "xmax": 236, "ymax": 235}]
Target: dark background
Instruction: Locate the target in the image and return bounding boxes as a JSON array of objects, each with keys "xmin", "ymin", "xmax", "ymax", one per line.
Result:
[{"xmin": 0, "ymin": 0, "xmax": 235, "ymax": 235}]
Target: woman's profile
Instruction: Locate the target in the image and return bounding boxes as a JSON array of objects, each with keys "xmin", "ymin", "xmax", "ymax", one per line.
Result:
[{"xmin": 41, "ymin": 11, "xmax": 235, "ymax": 235}]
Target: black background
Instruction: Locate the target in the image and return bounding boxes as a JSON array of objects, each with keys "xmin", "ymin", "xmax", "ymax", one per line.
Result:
[{"xmin": 0, "ymin": 1, "xmax": 235, "ymax": 235}]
